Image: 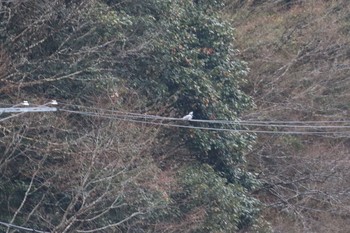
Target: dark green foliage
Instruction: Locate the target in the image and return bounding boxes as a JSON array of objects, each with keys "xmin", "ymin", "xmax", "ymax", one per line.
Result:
[
  {"xmin": 121, "ymin": 0, "xmax": 258, "ymax": 189},
  {"xmin": 113, "ymin": 0, "xmax": 261, "ymax": 229},
  {"xmin": 177, "ymin": 164, "xmax": 260, "ymax": 232},
  {"xmin": 1, "ymin": 0, "xmax": 261, "ymax": 231}
]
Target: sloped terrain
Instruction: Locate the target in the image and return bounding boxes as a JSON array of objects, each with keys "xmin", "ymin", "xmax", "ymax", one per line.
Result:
[
  {"xmin": 2, "ymin": 0, "xmax": 350, "ymax": 232},
  {"xmin": 228, "ymin": 0, "xmax": 350, "ymax": 232},
  {"xmin": 0, "ymin": 1, "xmax": 261, "ymax": 232}
]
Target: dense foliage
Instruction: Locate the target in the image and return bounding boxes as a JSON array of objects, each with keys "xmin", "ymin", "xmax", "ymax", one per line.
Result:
[
  {"xmin": 0, "ymin": 0, "xmax": 261, "ymax": 232},
  {"xmin": 178, "ymin": 164, "xmax": 259, "ymax": 232}
]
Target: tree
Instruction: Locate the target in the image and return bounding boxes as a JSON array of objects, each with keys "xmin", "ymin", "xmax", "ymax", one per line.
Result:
[
  {"xmin": 230, "ymin": 0, "xmax": 350, "ymax": 232},
  {"xmin": 118, "ymin": 0, "xmax": 261, "ymax": 229},
  {"xmin": 177, "ymin": 164, "xmax": 260, "ymax": 232},
  {"xmin": 0, "ymin": 0, "xmax": 150, "ymax": 99},
  {"xmin": 0, "ymin": 0, "xmax": 262, "ymax": 231},
  {"xmin": 0, "ymin": 104, "xmax": 170, "ymax": 232}
]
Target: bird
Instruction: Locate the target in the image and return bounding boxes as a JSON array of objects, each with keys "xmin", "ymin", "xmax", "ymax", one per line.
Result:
[
  {"xmin": 182, "ymin": 111, "xmax": 193, "ymax": 120},
  {"xmin": 22, "ymin": 101, "xmax": 29, "ymax": 106}
]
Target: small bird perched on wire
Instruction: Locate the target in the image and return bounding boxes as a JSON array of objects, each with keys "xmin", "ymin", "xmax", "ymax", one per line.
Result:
[{"xmin": 182, "ymin": 111, "xmax": 193, "ymax": 120}]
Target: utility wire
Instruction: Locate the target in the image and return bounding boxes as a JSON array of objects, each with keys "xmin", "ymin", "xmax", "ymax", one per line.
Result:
[
  {"xmin": 2, "ymin": 101, "xmax": 350, "ymax": 135},
  {"xmin": 63, "ymin": 109, "xmax": 350, "ymax": 129},
  {"xmin": 58, "ymin": 103, "xmax": 350, "ymax": 129},
  {"xmin": 59, "ymin": 102, "xmax": 350, "ymax": 125},
  {"xmin": 0, "ymin": 101, "xmax": 58, "ymax": 122},
  {"xmin": 59, "ymin": 109, "xmax": 350, "ymax": 136},
  {"xmin": 4, "ymin": 101, "xmax": 350, "ymax": 125}
]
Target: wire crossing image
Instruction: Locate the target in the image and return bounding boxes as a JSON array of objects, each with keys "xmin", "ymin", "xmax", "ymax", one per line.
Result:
[{"xmin": 2, "ymin": 100, "xmax": 350, "ymax": 137}]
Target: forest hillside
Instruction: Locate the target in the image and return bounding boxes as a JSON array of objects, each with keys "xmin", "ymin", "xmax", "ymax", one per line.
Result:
[
  {"xmin": 1, "ymin": 0, "xmax": 350, "ymax": 233},
  {"xmin": 229, "ymin": 0, "xmax": 350, "ymax": 232}
]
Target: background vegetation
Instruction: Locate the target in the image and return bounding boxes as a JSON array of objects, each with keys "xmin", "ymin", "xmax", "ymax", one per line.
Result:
[
  {"xmin": 227, "ymin": 0, "xmax": 350, "ymax": 232},
  {"xmin": 1, "ymin": 0, "xmax": 350, "ymax": 232},
  {"xmin": 0, "ymin": 0, "xmax": 261, "ymax": 232}
]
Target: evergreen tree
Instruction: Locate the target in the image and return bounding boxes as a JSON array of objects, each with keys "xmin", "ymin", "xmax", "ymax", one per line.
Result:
[{"xmin": 0, "ymin": 0, "xmax": 262, "ymax": 231}]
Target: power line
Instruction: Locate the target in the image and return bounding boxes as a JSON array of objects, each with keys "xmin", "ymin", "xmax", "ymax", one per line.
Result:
[
  {"xmin": 59, "ymin": 102, "xmax": 350, "ymax": 125},
  {"xmin": 59, "ymin": 109, "xmax": 350, "ymax": 136},
  {"xmin": 0, "ymin": 101, "xmax": 58, "ymax": 122},
  {"xmin": 2, "ymin": 101, "xmax": 350, "ymax": 136},
  {"xmin": 57, "ymin": 103, "xmax": 350, "ymax": 129},
  {"xmin": 0, "ymin": 107, "xmax": 58, "ymax": 113}
]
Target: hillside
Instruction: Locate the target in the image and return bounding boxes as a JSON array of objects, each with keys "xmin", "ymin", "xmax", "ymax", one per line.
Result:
[
  {"xmin": 228, "ymin": 0, "xmax": 350, "ymax": 232},
  {"xmin": 0, "ymin": 1, "xmax": 260, "ymax": 232},
  {"xmin": 1, "ymin": 0, "xmax": 350, "ymax": 232}
]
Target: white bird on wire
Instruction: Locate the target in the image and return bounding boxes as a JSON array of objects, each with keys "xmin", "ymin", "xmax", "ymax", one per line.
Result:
[
  {"xmin": 182, "ymin": 111, "xmax": 193, "ymax": 120},
  {"xmin": 22, "ymin": 101, "xmax": 29, "ymax": 106}
]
